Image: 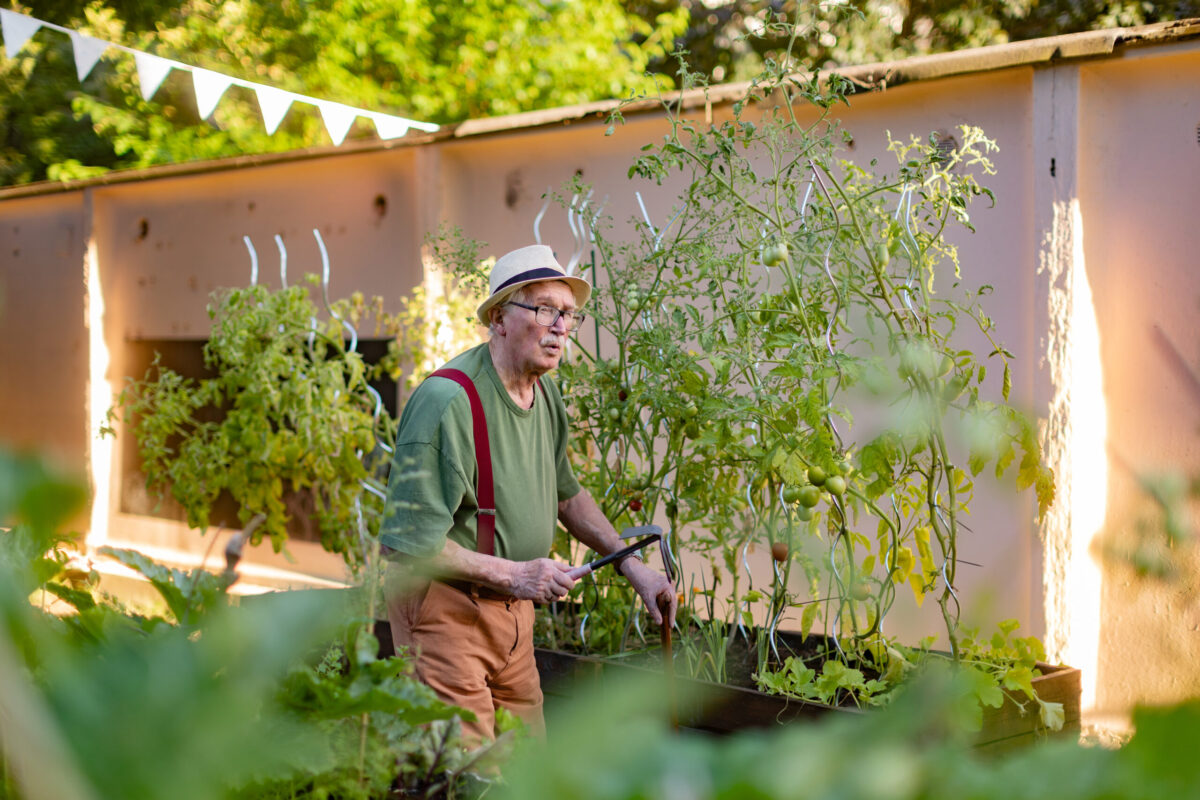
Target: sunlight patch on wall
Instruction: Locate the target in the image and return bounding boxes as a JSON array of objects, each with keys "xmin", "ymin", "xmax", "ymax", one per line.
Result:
[
  {"xmin": 1064, "ymin": 200, "xmax": 1106, "ymax": 711},
  {"xmin": 1041, "ymin": 198, "xmax": 1107, "ymax": 713},
  {"xmin": 85, "ymin": 233, "xmax": 112, "ymax": 551}
]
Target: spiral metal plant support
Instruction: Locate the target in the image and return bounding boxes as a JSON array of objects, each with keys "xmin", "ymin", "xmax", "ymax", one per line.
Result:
[
  {"xmin": 240, "ymin": 228, "xmax": 390, "ymax": 552},
  {"xmin": 243, "ymin": 235, "xmax": 259, "ymax": 286}
]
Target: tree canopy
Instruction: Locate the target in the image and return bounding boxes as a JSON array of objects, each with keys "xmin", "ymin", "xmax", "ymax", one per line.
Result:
[
  {"xmin": 0, "ymin": 0, "xmax": 689, "ymax": 184},
  {"xmin": 0, "ymin": 0, "xmax": 1195, "ymax": 186}
]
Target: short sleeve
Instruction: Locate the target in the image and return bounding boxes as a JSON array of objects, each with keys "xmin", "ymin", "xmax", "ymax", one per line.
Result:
[
  {"xmin": 546, "ymin": 379, "xmax": 582, "ymax": 502},
  {"xmin": 379, "ymin": 441, "xmax": 468, "ymax": 558},
  {"xmin": 378, "ymin": 384, "xmax": 474, "ymax": 559}
]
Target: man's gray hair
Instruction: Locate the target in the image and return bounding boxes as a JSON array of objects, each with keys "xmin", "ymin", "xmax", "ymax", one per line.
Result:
[{"xmin": 486, "ymin": 285, "xmax": 535, "ymax": 337}]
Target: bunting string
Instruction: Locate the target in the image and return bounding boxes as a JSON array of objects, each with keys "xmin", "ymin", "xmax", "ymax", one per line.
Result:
[{"xmin": 0, "ymin": 8, "xmax": 437, "ymax": 145}]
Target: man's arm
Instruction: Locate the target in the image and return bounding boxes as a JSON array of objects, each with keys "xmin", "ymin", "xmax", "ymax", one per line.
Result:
[
  {"xmin": 557, "ymin": 490, "xmax": 678, "ymax": 626},
  {"xmin": 420, "ymin": 539, "xmax": 576, "ymax": 604}
]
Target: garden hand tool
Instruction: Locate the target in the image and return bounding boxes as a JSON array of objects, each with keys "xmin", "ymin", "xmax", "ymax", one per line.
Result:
[
  {"xmin": 566, "ymin": 524, "xmax": 664, "ymax": 580},
  {"xmin": 659, "ymin": 593, "xmax": 678, "ymax": 730}
]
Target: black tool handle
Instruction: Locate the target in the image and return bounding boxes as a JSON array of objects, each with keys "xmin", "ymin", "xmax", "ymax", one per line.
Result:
[{"xmin": 567, "ymin": 536, "xmax": 658, "ymax": 579}]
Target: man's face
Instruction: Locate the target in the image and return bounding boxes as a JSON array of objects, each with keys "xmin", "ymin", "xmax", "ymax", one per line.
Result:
[{"xmin": 496, "ymin": 280, "xmax": 576, "ymax": 374}]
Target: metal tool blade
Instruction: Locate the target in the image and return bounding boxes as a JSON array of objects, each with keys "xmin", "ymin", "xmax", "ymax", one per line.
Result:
[{"xmin": 619, "ymin": 524, "xmax": 662, "ymax": 540}]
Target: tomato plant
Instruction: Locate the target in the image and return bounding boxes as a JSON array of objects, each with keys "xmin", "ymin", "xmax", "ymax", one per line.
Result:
[
  {"xmin": 104, "ymin": 251, "xmax": 482, "ymax": 569},
  {"xmin": 524, "ymin": 43, "xmax": 1057, "ymax": 698}
]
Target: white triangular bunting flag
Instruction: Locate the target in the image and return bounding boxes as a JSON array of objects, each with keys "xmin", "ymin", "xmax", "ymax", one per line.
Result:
[
  {"xmin": 254, "ymin": 85, "xmax": 294, "ymax": 135},
  {"xmin": 68, "ymin": 32, "xmax": 108, "ymax": 81},
  {"xmin": 1, "ymin": 9, "xmax": 41, "ymax": 59},
  {"xmin": 192, "ymin": 68, "xmax": 233, "ymax": 120},
  {"xmin": 316, "ymin": 100, "xmax": 357, "ymax": 146},
  {"xmin": 134, "ymin": 52, "xmax": 174, "ymax": 101},
  {"xmin": 370, "ymin": 113, "xmax": 410, "ymax": 140}
]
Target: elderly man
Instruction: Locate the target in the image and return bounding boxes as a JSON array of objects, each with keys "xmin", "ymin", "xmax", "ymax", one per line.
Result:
[{"xmin": 381, "ymin": 244, "xmax": 677, "ymax": 741}]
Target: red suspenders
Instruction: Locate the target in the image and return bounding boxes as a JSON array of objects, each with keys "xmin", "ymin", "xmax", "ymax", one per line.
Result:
[
  {"xmin": 429, "ymin": 368, "xmax": 547, "ymax": 558},
  {"xmin": 430, "ymin": 369, "xmax": 497, "ymax": 557}
]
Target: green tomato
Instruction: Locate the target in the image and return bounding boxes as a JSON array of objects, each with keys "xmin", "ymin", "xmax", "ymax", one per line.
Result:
[
  {"xmin": 798, "ymin": 485, "xmax": 822, "ymax": 508},
  {"xmin": 682, "ymin": 401, "xmax": 699, "ymax": 419},
  {"xmin": 607, "ymin": 407, "xmax": 621, "ymax": 422},
  {"xmin": 781, "ymin": 484, "xmax": 803, "ymax": 504},
  {"xmin": 874, "ymin": 242, "xmax": 890, "ymax": 269},
  {"xmin": 796, "ymin": 505, "xmax": 814, "ymax": 521},
  {"xmin": 761, "ymin": 241, "xmax": 789, "ymax": 268},
  {"xmin": 825, "ymin": 475, "xmax": 847, "ymax": 496},
  {"xmin": 807, "ymin": 466, "xmax": 827, "ymax": 487}
]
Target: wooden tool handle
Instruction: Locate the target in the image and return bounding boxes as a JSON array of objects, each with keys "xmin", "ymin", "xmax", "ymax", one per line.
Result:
[{"xmin": 659, "ymin": 594, "xmax": 677, "ymax": 730}]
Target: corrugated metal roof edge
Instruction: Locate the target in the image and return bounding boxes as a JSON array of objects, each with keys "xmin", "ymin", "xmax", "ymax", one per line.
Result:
[{"xmin": 3, "ymin": 17, "xmax": 1198, "ymax": 202}]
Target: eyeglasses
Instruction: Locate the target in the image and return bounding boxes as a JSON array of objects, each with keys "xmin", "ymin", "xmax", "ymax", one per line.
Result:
[{"xmin": 505, "ymin": 301, "xmax": 587, "ymax": 332}]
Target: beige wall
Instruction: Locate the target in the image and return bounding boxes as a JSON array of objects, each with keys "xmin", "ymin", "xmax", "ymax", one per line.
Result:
[
  {"xmin": 0, "ymin": 193, "xmax": 89, "ymax": 470},
  {"xmin": 1, "ymin": 30, "xmax": 1198, "ymax": 718},
  {"xmin": 93, "ymin": 149, "xmax": 426, "ymax": 341},
  {"xmin": 1079, "ymin": 46, "xmax": 1200, "ymax": 712}
]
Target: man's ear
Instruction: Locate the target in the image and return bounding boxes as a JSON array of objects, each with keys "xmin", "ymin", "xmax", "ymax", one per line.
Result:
[{"xmin": 489, "ymin": 305, "xmax": 506, "ymax": 333}]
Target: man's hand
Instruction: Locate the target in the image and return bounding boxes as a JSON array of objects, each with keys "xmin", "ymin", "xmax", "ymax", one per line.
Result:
[
  {"xmin": 557, "ymin": 491, "xmax": 678, "ymax": 626},
  {"xmin": 507, "ymin": 558, "xmax": 577, "ymax": 603},
  {"xmin": 622, "ymin": 559, "xmax": 677, "ymax": 627}
]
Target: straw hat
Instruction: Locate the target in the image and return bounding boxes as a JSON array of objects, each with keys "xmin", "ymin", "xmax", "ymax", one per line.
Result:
[{"xmin": 476, "ymin": 245, "xmax": 591, "ymax": 325}]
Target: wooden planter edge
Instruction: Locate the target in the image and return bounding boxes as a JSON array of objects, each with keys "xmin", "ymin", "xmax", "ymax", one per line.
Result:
[{"xmin": 535, "ymin": 647, "xmax": 1081, "ymax": 749}]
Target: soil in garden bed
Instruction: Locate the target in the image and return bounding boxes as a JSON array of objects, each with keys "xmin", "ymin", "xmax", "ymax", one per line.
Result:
[
  {"xmin": 377, "ymin": 615, "xmax": 1080, "ymax": 750},
  {"xmin": 551, "ymin": 619, "xmax": 871, "ymax": 696},
  {"xmin": 532, "ymin": 616, "xmax": 1081, "ymax": 750}
]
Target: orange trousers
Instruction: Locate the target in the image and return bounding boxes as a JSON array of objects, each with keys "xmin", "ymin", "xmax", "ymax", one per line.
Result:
[{"xmin": 386, "ymin": 579, "xmax": 544, "ymax": 742}]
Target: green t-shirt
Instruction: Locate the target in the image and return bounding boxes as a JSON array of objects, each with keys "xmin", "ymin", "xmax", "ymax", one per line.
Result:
[{"xmin": 379, "ymin": 343, "xmax": 582, "ymax": 563}]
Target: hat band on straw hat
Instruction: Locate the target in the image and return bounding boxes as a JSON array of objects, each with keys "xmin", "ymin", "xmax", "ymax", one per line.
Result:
[
  {"xmin": 495, "ymin": 267, "xmax": 567, "ymax": 294},
  {"xmin": 476, "ymin": 243, "xmax": 591, "ymax": 325}
]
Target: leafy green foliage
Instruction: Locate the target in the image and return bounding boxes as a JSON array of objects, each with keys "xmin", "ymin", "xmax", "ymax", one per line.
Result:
[
  {"xmin": 0, "ymin": 448, "xmax": 338, "ymax": 800},
  {"xmin": 1, "ymin": 0, "xmax": 687, "ymax": 184},
  {"xmin": 0, "ymin": 445, "xmax": 490, "ymax": 800},
  {"xmin": 0, "ymin": 449, "xmax": 87, "ymax": 543},
  {"xmin": 757, "ymin": 654, "xmax": 889, "ymax": 707},
  {"xmin": 5, "ymin": 0, "xmax": 1194, "ymax": 185},
  {"xmin": 627, "ymin": 0, "xmax": 1200, "ymax": 88},
  {"xmin": 282, "ymin": 643, "xmax": 456, "ymax": 725},
  {"xmin": 97, "ymin": 544, "xmax": 236, "ymax": 624},
  {"xmin": 105, "ymin": 277, "xmax": 397, "ymax": 562},
  {"xmin": 754, "ymin": 619, "xmax": 1066, "ymax": 733},
  {"xmin": 548, "ymin": 51, "xmax": 1053, "ymax": 673},
  {"xmin": 499, "ymin": 666, "xmax": 1200, "ymax": 800},
  {"xmin": 254, "ymin": 637, "xmax": 506, "ymax": 800}
]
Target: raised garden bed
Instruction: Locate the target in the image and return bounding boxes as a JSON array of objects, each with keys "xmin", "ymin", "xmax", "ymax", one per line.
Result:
[
  {"xmin": 534, "ymin": 638, "xmax": 1080, "ymax": 754},
  {"xmin": 376, "ymin": 615, "xmax": 1079, "ymax": 752}
]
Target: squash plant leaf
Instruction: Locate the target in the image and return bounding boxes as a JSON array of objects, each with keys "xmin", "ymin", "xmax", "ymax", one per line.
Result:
[{"xmin": 1038, "ymin": 698, "xmax": 1066, "ymax": 731}]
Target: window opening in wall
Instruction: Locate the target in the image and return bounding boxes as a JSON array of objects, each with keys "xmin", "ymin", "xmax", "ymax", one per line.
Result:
[{"xmin": 119, "ymin": 338, "xmax": 397, "ymax": 542}]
